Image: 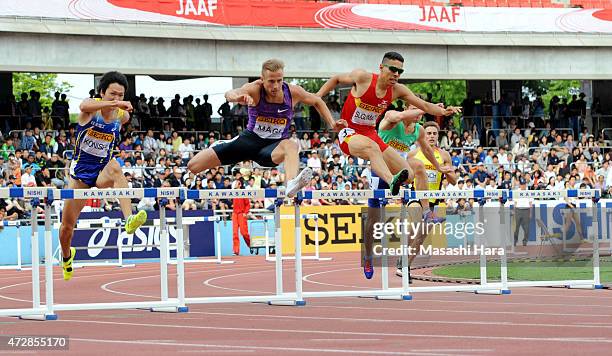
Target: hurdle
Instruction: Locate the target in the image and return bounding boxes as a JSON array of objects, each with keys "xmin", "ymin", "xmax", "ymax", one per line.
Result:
[
  {"xmin": 182, "ymin": 189, "xmax": 304, "ymax": 306},
  {"xmin": 501, "ymin": 189, "xmax": 605, "ymax": 290},
  {"xmin": 0, "ymin": 191, "xmax": 56, "ymax": 320},
  {"xmin": 0, "ymin": 220, "xmax": 32, "ymax": 271},
  {"xmin": 0, "ymin": 187, "xmax": 189, "ymax": 319},
  {"xmin": 266, "ymin": 213, "xmax": 332, "ymax": 262}
]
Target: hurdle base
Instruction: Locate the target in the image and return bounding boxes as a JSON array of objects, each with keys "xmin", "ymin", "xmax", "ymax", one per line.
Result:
[
  {"xmin": 168, "ymin": 260, "xmax": 235, "ymax": 265},
  {"xmin": 266, "ymin": 257, "xmax": 332, "ymax": 262},
  {"xmin": 19, "ymin": 314, "xmax": 58, "ymax": 321},
  {"xmin": 268, "ymin": 300, "xmax": 306, "ymax": 306},
  {"xmin": 375, "ymin": 295, "xmax": 412, "ymax": 301},
  {"xmin": 567, "ymin": 284, "xmax": 597, "ymax": 289},
  {"xmin": 150, "ymin": 306, "xmax": 189, "ymax": 313},
  {"xmin": 594, "ymin": 284, "xmax": 605, "ymax": 289},
  {"xmin": 474, "ymin": 289, "xmax": 504, "ymax": 295}
]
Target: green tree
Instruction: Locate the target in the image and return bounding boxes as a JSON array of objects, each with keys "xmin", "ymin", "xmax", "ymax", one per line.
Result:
[
  {"xmin": 12, "ymin": 73, "xmax": 73, "ymax": 109},
  {"xmin": 288, "ymin": 78, "xmax": 328, "ymax": 117},
  {"xmin": 406, "ymin": 80, "xmax": 466, "ymax": 106},
  {"xmin": 522, "ymin": 80, "xmax": 581, "ymax": 111}
]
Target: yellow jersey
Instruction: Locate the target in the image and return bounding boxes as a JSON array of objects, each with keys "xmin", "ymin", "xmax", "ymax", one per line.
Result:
[{"xmin": 414, "ymin": 147, "xmax": 444, "ymax": 203}]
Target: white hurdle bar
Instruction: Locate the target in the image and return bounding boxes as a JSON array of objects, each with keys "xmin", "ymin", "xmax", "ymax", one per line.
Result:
[
  {"xmin": 0, "ymin": 199, "xmax": 57, "ymax": 320},
  {"xmin": 299, "ymin": 188, "xmax": 603, "ymax": 299},
  {"xmin": 266, "ymin": 213, "xmax": 332, "ymax": 262},
  {"xmin": 0, "ymin": 220, "xmax": 32, "ymax": 271},
  {"xmin": 0, "ymin": 188, "xmax": 189, "ymax": 319},
  {"xmin": 183, "ymin": 189, "xmax": 303, "ymax": 306}
]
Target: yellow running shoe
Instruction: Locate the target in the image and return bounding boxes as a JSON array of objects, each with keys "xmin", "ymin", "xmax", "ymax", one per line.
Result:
[
  {"xmin": 125, "ymin": 210, "xmax": 147, "ymax": 234},
  {"xmin": 62, "ymin": 247, "xmax": 76, "ymax": 281}
]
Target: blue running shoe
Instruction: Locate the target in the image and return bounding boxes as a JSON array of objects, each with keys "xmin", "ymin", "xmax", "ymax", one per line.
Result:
[
  {"xmin": 423, "ymin": 210, "xmax": 445, "ymax": 224},
  {"xmin": 363, "ymin": 255, "xmax": 374, "ymax": 280}
]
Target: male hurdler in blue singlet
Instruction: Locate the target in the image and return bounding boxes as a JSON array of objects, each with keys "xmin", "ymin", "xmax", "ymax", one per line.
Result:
[{"xmin": 59, "ymin": 71, "xmax": 147, "ymax": 281}]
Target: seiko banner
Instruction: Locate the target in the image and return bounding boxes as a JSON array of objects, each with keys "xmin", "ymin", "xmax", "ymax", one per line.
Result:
[{"xmin": 72, "ymin": 210, "xmax": 215, "ymax": 261}]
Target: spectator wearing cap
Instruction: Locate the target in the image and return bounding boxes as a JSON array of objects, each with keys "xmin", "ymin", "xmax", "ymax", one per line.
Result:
[
  {"xmin": 512, "ymin": 177, "xmax": 532, "ymax": 246},
  {"xmin": 307, "ymin": 151, "xmax": 322, "ymax": 174},
  {"xmin": 21, "ymin": 165, "xmax": 36, "ymax": 187}
]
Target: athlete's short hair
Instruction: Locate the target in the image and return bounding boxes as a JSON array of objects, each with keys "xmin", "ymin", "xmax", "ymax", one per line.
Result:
[
  {"xmin": 98, "ymin": 71, "xmax": 129, "ymax": 94},
  {"xmin": 423, "ymin": 121, "xmax": 440, "ymax": 131},
  {"xmin": 382, "ymin": 51, "xmax": 404, "ymax": 63},
  {"xmin": 261, "ymin": 59, "xmax": 285, "ymax": 74}
]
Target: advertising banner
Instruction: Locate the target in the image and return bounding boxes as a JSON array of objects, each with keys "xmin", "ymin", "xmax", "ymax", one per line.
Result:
[
  {"xmin": 71, "ymin": 210, "xmax": 214, "ymax": 261},
  {"xmin": 1, "ymin": 1, "xmax": 611, "ymax": 33}
]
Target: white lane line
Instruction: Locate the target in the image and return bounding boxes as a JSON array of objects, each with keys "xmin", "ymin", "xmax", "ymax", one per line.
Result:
[
  {"xmin": 68, "ymin": 337, "xmax": 452, "ymax": 356},
  {"xmin": 503, "ymin": 292, "xmax": 612, "ymax": 300},
  {"xmin": 308, "ymin": 305, "xmax": 612, "ymax": 318},
  {"xmin": 302, "ymin": 267, "xmax": 371, "ymax": 289},
  {"xmin": 101, "ymin": 263, "xmax": 293, "ymax": 298},
  {"xmin": 185, "ymin": 310, "xmax": 612, "ymax": 330},
  {"xmin": 412, "ymin": 298, "xmax": 612, "ymax": 309},
  {"xmin": 58, "ymin": 319, "xmax": 612, "ymax": 344}
]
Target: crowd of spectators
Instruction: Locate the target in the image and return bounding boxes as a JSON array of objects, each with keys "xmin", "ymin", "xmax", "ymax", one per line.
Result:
[{"xmin": 0, "ymin": 89, "xmax": 611, "ymax": 221}]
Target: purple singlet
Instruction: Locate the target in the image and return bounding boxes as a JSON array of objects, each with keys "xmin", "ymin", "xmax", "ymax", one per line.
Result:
[{"xmin": 246, "ymin": 82, "xmax": 293, "ymax": 139}]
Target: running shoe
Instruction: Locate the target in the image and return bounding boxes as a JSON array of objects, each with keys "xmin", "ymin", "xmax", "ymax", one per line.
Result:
[
  {"xmin": 62, "ymin": 247, "xmax": 76, "ymax": 281},
  {"xmin": 423, "ymin": 210, "xmax": 445, "ymax": 224},
  {"xmin": 363, "ymin": 255, "xmax": 374, "ymax": 280},
  {"xmin": 395, "ymin": 266, "xmax": 412, "ymax": 283},
  {"xmin": 125, "ymin": 210, "xmax": 147, "ymax": 234},
  {"xmin": 286, "ymin": 167, "xmax": 313, "ymax": 198},
  {"xmin": 389, "ymin": 169, "xmax": 409, "ymax": 196}
]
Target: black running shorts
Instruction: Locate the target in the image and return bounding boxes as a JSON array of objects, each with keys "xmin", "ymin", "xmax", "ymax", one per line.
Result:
[{"xmin": 211, "ymin": 130, "xmax": 284, "ymax": 167}]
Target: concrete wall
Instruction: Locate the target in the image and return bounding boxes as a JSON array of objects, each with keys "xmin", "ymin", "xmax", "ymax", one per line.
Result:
[{"xmin": 3, "ymin": 32, "xmax": 612, "ymax": 80}]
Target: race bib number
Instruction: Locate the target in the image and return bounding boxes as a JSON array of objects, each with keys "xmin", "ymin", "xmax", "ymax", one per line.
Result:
[
  {"xmin": 426, "ymin": 170, "xmax": 438, "ymax": 184},
  {"xmin": 253, "ymin": 116, "xmax": 288, "ymax": 139},
  {"xmin": 338, "ymin": 128, "xmax": 356, "ymax": 143},
  {"xmin": 387, "ymin": 139, "xmax": 409, "ymax": 153},
  {"xmin": 351, "ymin": 100, "xmax": 385, "ymax": 126},
  {"xmin": 80, "ymin": 129, "xmax": 113, "ymax": 157}
]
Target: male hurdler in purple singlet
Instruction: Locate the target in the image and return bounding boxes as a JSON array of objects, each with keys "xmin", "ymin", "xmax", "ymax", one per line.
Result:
[{"xmin": 188, "ymin": 59, "xmax": 346, "ymax": 196}]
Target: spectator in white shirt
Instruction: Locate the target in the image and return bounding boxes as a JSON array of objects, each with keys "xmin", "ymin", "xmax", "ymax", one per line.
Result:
[
  {"xmin": 21, "ymin": 165, "xmax": 36, "ymax": 187},
  {"xmin": 178, "ymin": 138, "xmax": 194, "ymax": 164},
  {"xmin": 307, "ymin": 151, "xmax": 322, "ymax": 173}
]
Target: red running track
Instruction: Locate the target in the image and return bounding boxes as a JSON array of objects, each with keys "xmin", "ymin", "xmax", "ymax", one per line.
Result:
[{"xmin": 0, "ymin": 252, "xmax": 611, "ymax": 355}]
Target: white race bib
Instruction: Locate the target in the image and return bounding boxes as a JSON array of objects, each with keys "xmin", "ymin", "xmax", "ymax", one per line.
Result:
[
  {"xmin": 253, "ymin": 116, "xmax": 288, "ymax": 139},
  {"xmin": 351, "ymin": 100, "xmax": 385, "ymax": 126}
]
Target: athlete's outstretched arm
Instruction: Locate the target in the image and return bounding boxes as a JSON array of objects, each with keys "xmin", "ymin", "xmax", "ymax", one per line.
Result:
[
  {"xmin": 316, "ymin": 69, "xmax": 367, "ymax": 97},
  {"xmin": 292, "ymin": 85, "xmax": 347, "ymax": 131},
  {"xmin": 395, "ymin": 85, "xmax": 461, "ymax": 117},
  {"xmin": 440, "ymin": 150, "xmax": 458, "ymax": 184},
  {"xmin": 120, "ymin": 110, "xmax": 130, "ymax": 126},
  {"xmin": 379, "ymin": 108, "xmax": 424, "ymax": 131},
  {"xmin": 225, "ymin": 80, "xmax": 261, "ymax": 106},
  {"xmin": 78, "ymin": 98, "xmax": 131, "ymax": 125},
  {"xmin": 79, "ymin": 98, "xmax": 122, "ymax": 113}
]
